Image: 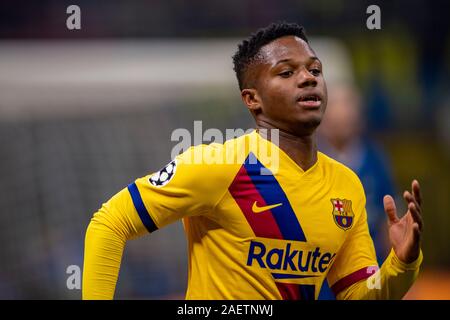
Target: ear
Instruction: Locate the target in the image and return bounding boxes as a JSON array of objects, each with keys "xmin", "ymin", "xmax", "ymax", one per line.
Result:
[{"xmin": 241, "ymin": 89, "xmax": 262, "ymax": 114}]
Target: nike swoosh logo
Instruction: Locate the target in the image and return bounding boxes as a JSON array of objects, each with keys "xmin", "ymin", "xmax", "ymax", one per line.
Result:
[{"xmin": 252, "ymin": 201, "xmax": 283, "ymax": 213}]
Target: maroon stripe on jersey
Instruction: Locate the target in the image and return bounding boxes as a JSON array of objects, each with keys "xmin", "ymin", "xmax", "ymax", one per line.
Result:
[
  {"xmin": 228, "ymin": 165, "xmax": 283, "ymax": 239},
  {"xmin": 331, "ymin": 266, "xmax": 375, "ymax": 296},
  {"xmin": 276, "ymin": 282, "xmax": 302, "ymax": 300}
]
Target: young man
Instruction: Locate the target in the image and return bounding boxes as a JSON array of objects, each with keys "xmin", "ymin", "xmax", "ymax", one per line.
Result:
[{"xmin": 83, "ymin": 22, "xmax": 423, "ymax": 300}]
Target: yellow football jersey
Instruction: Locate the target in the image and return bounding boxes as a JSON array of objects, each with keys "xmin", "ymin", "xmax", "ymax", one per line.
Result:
[{"xmin": 126, "ymin": 130, "xmax": 378, "ymax": 299}]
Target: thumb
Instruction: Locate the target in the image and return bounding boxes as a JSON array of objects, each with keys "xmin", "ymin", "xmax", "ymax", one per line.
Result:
[{"xmin": 383, "ymin": 195, "xmax": 399, "ymax": 224}]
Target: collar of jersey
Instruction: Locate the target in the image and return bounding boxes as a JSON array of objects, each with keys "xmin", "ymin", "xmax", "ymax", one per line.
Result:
[{"xmin": 251, "ymin": 129, "xmax": 321, "ymax": 177}]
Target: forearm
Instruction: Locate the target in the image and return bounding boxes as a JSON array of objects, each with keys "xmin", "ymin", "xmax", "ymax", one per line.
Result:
[
  {"xmin": 82, "ymin": 219, "xmax": 126, "ymax": 299},
  {"xmin": 337, "ymin": 249, "xmax": 423, "ymax": 300},
  {"xmin": 82, "ymin": 188, "xmax": 148, "ymax": 299}
]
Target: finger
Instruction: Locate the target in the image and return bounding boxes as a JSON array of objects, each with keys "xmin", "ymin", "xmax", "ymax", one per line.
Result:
[
  {"xmin": 403, "ymin": 191, "xmax": 421, "ymax": 212},
  {"xmin": 408, "ymin": 202, "xmax": 423, "ymax": 231},
  {"xmin": 412, "ymin": 180, "xmax": 422, "ymax": 207},
  {"xmin": 412, "ymin": 222, "xmax": 421, "ymax": 246},
  {"xmin": 383, "ymin": 195, "xmax": 399, "ymax": 224}
]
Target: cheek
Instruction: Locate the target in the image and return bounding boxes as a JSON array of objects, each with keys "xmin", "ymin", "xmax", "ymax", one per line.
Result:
[
  {"xmin": 259, "ymin": 81, "xmax": 285, "ymax": 106},
  {"xmin": 319, "ymin": 79, "xmax": 328, "ymax": 106},
  {"xmin": 265, "ymin": 82, "xmax": 292, "ymax": 104},
  {"xmin": 320, "ymin": 78, "xmax": 327, "ymax": 96},
  {"xmin": 271, "ymin": 86, "xmax": 289, "ymax": 103}
]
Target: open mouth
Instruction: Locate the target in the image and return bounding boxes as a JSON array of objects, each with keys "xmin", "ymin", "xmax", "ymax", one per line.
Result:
[
  {"xmin": 297, "ymin": 94, "xmax": 322, "ymax": 108},
  {"xmin": 298, "ymin": 95, "xmax": 321, "ymax": 102}
]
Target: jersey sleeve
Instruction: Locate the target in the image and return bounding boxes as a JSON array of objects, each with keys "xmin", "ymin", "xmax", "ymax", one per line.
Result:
[
  {"xmin": 326, "ymin": 169, "xmax": 423, "ymax": 299},
  {"xmin": 83, "ymin": 143, "xmax": 236, "ymax": 299},
  {"xmin": 83, "ymin": 187, "xmax": 146, "ymax": 299},
  {"xmin": 327, "ymin": 172, "xmax": 379, "ymax": 296},
  {"xmin": 335, "ymin": 248, "xmax": 423, "ymax": 300},
  {"xmin": 129, "ymin": 144, "xmax": 235, "ymax": 231}
]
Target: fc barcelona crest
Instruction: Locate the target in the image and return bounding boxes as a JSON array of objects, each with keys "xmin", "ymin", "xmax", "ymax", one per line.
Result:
[{"xmin": 330, "ymin": 199, "xmax": 354, "ymax": 231}]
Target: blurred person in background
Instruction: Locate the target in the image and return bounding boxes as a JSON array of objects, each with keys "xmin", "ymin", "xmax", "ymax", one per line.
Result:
[{"xmin": 317, "ymin": 83, "xmax": 396, "ymax": 299}]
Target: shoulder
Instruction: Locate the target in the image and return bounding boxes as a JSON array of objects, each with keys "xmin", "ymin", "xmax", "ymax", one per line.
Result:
[
  {"xmin": 177, "ymin": 132, "xmax": 249, "ymax": 165},
  {"xmin": 173, "ymin": 133, "xmax": 249, "ymax": 186}
]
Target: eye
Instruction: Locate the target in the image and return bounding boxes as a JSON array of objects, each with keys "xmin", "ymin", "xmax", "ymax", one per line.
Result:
[
  {"xmin": 279, "ymin": 70, "xmax": 294, "ymax": 78},
  {"xmin": 309, "ymin": 68, "xmax": 321, "ymax": 76}
]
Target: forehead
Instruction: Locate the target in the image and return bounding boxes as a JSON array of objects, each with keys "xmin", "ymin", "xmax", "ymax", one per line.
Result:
[{"xmin": 259, "ymin": 36, "xmax": 317, "ymax": 65}]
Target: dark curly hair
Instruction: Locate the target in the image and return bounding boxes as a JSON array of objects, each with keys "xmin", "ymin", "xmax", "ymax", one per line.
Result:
[{"xmin": 232, "ymin": 22, "xmax": 309, "ymax": 90}]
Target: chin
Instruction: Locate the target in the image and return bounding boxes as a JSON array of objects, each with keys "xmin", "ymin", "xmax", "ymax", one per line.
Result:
[{"xmin": 292, "ymin": 116, "xmax": 323, "ymax": 135}]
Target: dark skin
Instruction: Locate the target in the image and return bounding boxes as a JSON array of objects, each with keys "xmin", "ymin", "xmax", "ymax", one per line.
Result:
[
  {"xmin": 240, "ymin": 35, "xmax": 423, "ymax": 264},
  {"xmin": 242, "ymin": 36, "xmax": 326, "ymax": 172}
]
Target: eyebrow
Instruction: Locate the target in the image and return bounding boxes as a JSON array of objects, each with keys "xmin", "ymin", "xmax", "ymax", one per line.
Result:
[{"xmin": 274, "ymin": 56, "xmax": 321, "ymax": 66}]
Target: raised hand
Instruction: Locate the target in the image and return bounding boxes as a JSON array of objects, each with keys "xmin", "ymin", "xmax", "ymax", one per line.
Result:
[{"xmin": 383, "ymin": 180, "xmax": 423, "ymax": 264}]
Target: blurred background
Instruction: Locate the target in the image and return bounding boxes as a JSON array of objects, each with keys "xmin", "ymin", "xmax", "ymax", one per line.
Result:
[{"xmin": 0, "ymin": 0, "xmax": 449, "ymax": 299}]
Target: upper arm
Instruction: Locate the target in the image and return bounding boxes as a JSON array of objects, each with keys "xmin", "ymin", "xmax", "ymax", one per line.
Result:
[
  {"xmin": 90, "ymin": 186, "xmax": 149, "ymax": 239},
  {"xmin": 129, "ymin": 144, "xmax": 237, "ymax": 232}
]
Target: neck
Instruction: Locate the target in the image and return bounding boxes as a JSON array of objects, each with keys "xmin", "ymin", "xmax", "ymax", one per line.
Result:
[{"xmin": 256, "ymin": 120, "xmax": 318, "ymax": 171}]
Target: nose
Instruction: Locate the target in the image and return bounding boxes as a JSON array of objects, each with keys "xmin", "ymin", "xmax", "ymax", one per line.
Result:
[{"xmin": 297, "ymin": 68, "xmax": 317, "ymax": 88}]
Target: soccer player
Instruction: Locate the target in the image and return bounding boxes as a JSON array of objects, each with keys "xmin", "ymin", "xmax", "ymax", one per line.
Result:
[{"xmin": 83, "ymin": 22, "xmax": 423, "ymax": 300}]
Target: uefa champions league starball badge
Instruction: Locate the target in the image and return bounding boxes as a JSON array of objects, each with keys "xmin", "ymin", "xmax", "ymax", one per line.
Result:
[{"xmin": 149, "ymin": 159, "xmax": 177, "ymax": 187}]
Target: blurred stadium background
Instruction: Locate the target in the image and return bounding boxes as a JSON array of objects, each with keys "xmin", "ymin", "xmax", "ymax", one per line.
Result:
[{"xmin": 0, "ymin": 0, "xmax": 449, "ymax": 299}]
